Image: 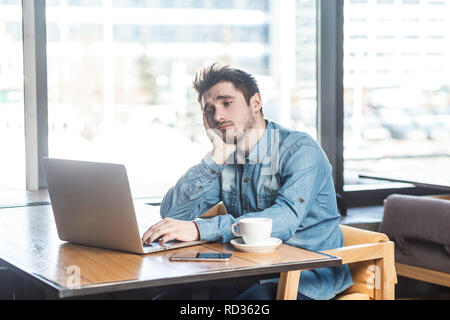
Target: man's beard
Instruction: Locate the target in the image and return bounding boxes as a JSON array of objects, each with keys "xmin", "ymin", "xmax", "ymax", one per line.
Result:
[{"xmin": 222, "ymin": 111, "xmax": 257, "ymax": 144}]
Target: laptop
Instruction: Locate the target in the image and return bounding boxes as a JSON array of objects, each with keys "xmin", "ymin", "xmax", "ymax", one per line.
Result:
[{"xmin": 42, "ymin": 157, "xmax": 207, "ymax": 254}]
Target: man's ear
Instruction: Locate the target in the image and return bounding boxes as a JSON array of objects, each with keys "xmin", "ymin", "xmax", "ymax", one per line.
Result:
[{"xmin": 250, "ymin": 93, "xmax": 262, "ymax": 114}]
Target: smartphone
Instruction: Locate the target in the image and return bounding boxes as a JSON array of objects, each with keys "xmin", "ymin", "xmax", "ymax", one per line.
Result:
[{"xmin": 169, "ymin": 252, "xmax": 232, "ymax": 262}]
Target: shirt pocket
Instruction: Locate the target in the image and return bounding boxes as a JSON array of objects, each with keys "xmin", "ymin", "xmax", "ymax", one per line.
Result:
[
  {"xmin": 256, "ymin": 174, "xmax": 280, "ymax": 210},
  {"xmin": 222, "ymin": 191, "xmax": 239, "ymax": 216},
  {"xmin": 256, "ymin": 193, "xmax": 278, "ymax": 211}
]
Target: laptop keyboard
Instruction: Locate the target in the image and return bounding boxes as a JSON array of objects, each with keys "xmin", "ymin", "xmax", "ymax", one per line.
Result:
[
  {"xmin": 142, "ymin": 241, "xmax": 172, "ymax": 253},
  {"xmin": 143, "ymin": 241, "xmax": 168, "ymax": 249}
]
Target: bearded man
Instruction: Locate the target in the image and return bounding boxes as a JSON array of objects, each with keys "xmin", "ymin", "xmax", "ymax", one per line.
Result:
[{"xmin": 142, "ymin": 64, "xmax": 353, "ymax": 300}]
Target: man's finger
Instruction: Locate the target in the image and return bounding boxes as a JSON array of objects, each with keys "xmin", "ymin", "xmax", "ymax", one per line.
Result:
[
  {"xmin": 142, "ymin": 218, "xmax": 172, "ymax": 244},
  {"xmin": 148, "ymin": 225, "xmax": 177, "ymax": 244},
  {"xmin": 159, "ymin": 233, "xmax": 176, "ymax": 246},
  {"xmin": 142, "ymin": 229, "xmax": 152, "ymax": 244},
  {"xmin": 203, "ymin": 113, "xmax": 210, "ymax": 129},
  {"xmin": 148, "ymin": 219, "xmax": 170, "ymax": 233}
]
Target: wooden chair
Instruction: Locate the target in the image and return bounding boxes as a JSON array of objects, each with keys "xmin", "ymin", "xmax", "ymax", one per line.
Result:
[
  {"xmin": 276, "ymin": 225, "xmax": 397, "ymax": 300},
  {"xmin": 201, "ymin": 204, "xmax": 397, "ymax": 300}
]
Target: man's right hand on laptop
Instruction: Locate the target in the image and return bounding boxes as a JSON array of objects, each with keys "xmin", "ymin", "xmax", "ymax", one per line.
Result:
[{"xmin": 141, "ymin": 218, "xmax": 200, "ymax": 246}]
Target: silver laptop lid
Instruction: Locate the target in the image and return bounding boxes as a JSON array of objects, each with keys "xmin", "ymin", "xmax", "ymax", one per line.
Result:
[{"xmin": 42, "ymin": 158, "xmax": 145, "ymax": 254}]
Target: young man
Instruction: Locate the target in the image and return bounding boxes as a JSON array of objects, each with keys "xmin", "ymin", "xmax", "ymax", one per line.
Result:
[{"xmin": 142, "ymin": 64, "xmax": 353, "ymax": 300}]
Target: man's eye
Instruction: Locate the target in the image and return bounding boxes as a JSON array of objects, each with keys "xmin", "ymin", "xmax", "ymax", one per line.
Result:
[
  {"xmin": 205, "ymin": 107, "xmax": 214, "ymax": 115},
  {"xmin": 224, "ymin": 101, "xmax": 232, "ymax": 106}
]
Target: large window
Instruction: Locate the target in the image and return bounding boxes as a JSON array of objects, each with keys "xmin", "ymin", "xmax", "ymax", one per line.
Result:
[
  {"xmin": 45, "ymin": 0, "xmax": 317, "ymax": 197},
  {"xmin": 343, "ymin": 0, "xmax": 450, "ymax": 191},
  {"xmin": 0, "ymin": 0, "xmax": 25, "ymax": 191},
  {"xmin": 5, "ymin": 0, "xmax": 447, "ymax": 207}
]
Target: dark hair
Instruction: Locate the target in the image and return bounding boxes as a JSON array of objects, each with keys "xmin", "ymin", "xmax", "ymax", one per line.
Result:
[{"xmin": 193, "ymin": 63, "xmax": 262, "ymax": 114}]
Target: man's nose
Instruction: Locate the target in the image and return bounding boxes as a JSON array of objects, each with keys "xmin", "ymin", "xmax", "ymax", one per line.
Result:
[{"xmin": 214, "ymin": 106, "xmax": 227, "ymax": 123}]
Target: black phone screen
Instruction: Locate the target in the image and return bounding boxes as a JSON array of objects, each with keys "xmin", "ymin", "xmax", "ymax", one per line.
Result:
[{"xmin": 169, "ymin": 252, "xmax": 232, "ymax": 261}]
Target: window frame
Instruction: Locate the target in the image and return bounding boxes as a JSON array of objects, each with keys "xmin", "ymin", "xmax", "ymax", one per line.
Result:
[{"xmin": 22, "ymin": 0, "xmax": 48, "ymax": 190}]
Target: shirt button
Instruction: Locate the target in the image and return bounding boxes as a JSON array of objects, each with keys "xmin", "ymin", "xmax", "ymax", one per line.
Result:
[
  {"xmin": 299, "ymin": 198, "xmax": 305, "ymax": 203},
  {"xmin": 243, "ymin": 177, "xmax": 249, "ymax": 183},
  {"xmin": 210, "ymin": 170, "xmax": 216, "ymax": 175}
]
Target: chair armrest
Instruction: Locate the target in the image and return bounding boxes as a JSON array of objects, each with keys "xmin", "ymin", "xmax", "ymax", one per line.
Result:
[
  {"xmin": 340, "ymin": 225, "xmax": 389, "ymax": 246},
  {"xmin": 322, "ymin": 242, "xmax": 393, "ymax": 264}
]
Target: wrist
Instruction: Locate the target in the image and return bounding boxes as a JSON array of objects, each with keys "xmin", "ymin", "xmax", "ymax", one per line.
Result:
[
  {"xmin": 210, "ymin": 145, "xmax": 236, "ymax": 165},
  {"xmin": 192, "ymin": 221, "xmax": 201, "ymax": 241},
  {"xmin": 210, "ymin": 149, "xmax": 226, "ymax": 165}
]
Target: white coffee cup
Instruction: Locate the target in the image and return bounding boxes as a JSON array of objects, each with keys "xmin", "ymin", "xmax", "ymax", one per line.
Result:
[{"xmin": 231, "ymin": 218, "xmax": 272, "ymax": 244}]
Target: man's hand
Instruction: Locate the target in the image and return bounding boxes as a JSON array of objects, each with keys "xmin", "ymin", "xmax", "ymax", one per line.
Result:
[
  {"xmin": 203, "ymin": 113, "xmax": 236, "ymax": 165},
  {"xmin": 141, "ymin": 218, "xmax": 200, "ymax": 246}
]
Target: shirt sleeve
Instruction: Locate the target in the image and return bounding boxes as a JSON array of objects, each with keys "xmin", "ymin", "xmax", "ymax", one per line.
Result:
[
  {"xmin": 160, "ymin": 152, "xmax": 224, "ymax": 221},
  {"xmin": 194, "ymin": 143, "xmax": 331, "ymax": 243}
]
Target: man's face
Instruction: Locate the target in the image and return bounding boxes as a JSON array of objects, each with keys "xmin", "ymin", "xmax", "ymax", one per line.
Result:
[{"xmin": 201, "ymin": 81, "xmax": 258, "ymax": 142}]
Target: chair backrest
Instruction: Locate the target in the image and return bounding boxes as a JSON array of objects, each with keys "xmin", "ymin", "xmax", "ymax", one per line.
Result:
[
  {"xmin": 340, "ymin": 225, "xmax": 389, "ymax": 246},
  {"xmin": 199, "ymin": 202, "xmax": 227, "ymax": 218},
  {"xmin": 338, "ymin": 225, "xmax": 390, "ymax": 300}
]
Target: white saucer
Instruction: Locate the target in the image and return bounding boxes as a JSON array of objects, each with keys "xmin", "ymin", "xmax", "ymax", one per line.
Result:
[{"xmin": 230, "ymin": 237, "xmax": 282, "ymax": 253}]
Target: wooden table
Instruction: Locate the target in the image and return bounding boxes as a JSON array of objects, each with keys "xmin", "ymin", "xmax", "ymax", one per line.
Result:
[
  {"xmin": 0, "ymin": 189, "xmax": 50, "ymax": 208},
  {"xmin": 0, "ymin": 203, "xmax": 341, "ymax": 299}
]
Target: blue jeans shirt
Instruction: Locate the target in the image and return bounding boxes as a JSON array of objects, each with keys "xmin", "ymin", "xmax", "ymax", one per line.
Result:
[{"xmin": 160, "ymin": 121, "xmax": 353, "ymax": 300}]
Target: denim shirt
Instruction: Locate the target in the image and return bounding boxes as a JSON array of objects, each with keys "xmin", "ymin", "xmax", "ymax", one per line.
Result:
[{"xmin": 160, "ymin": 121, "xmax": 353, "ymax": 300}]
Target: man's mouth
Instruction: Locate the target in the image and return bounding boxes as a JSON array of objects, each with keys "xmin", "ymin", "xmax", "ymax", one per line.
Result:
[{"xmin": 217, "ymin": 123, "xmax": 233, "ymax": 131}]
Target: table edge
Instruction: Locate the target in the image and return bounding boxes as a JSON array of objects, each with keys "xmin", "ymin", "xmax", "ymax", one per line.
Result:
[
  {"xmin": 0, "ymin": 243, "xmax": 341, "ymax": 299},
  {"xmin": 56, "ymin": 256, "xmax": 341, "ymax": 298}
]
